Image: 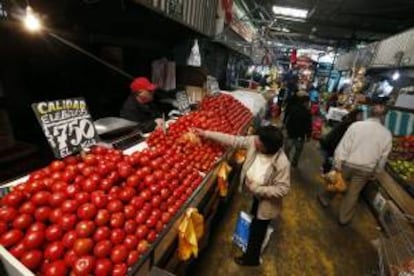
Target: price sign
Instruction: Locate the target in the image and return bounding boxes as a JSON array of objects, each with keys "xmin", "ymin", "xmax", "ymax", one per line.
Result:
[
  {"xmin": 206, "ymin": 76, "xmax": 220, "ymax": 96},
  {"xmin": 176, "ymin": 91, "xmax": 191, "ymax": 114},
  {"xmin": 32, "ymin": 98, "xmax": 98, "ymax": 158}
]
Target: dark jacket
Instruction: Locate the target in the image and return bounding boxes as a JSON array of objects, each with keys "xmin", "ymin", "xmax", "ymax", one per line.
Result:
[
  {"xmin": 285, "ymin": 104, "xmax": 312, "ymax": 139},
  {"xmin": 320, "ymin": 120, "xmax": 353, "ymax": 154},
  {"xmin": 120, "ymin": 94, "xmax": 162, "ymax": 132}
]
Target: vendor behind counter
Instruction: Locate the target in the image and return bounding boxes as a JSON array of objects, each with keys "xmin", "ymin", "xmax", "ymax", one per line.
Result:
[{"xmin": 120, "ymin": 77, "xmax": 174, "ymax": 133}]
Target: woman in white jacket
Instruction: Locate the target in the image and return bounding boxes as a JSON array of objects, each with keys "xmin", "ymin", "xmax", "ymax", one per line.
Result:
[{"xmin": 197, "ymin": 126, "xmax": 290, "ymax": 266}]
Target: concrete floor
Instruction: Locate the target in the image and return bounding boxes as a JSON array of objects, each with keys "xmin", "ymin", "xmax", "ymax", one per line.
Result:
[{"xmin": 189, "ymin": 142, "xmax": 380, "ymax": 276}]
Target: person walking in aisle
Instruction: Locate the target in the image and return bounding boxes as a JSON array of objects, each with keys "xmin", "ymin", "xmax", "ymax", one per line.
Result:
[
  {"xmin": 284, "ymin": 93, "xmax": 312, "ymax": 168},
  {"xmin": 195, "ymin": 126, "xmax": 290, "ymax": 267},
  {"xmin": 318, "ymin": 104, "xmax": 392, "ymax": 225},
  {"xmin": 319, "ymin": 109, "xmax": 363, "ymax": 174}
]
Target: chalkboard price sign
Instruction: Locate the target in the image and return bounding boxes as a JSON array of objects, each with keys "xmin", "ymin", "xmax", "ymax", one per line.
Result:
[{"xmin": 32, "ymin": 98, "xmax": 98, "ymax": 158}]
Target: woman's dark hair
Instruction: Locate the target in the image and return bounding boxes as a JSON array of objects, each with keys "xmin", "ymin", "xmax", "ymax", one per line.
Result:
[{"xmin": 256, "ymin": 126, "xmax": 284, "ymax": 155}]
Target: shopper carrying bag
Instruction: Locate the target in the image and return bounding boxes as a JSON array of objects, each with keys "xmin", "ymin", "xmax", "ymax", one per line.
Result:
[{"xmin": 195, "ymin": 126, "xmax": 290, "ymax": 266}]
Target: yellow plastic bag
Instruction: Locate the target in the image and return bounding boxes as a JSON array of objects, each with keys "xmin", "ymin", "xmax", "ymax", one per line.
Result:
[
  {"xmin": 216, "ymin": 161, "xmax": 232, "ymax": 197},
  {"xmin": 177, "ymin": 208, "xmax": 204, "ymax": 261},
  {"xmin": 325, "ymin": 171, "xmax": 347, "ymax": 193}
]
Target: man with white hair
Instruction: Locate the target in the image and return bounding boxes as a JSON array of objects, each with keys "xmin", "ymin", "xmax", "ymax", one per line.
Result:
[{"xmin": 318, "ymin": 104, "xmax": 392, "ymax": 225}]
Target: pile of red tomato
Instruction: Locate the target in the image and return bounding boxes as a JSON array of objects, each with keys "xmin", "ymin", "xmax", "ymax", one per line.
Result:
[
  {"xmin": 147, "ymin": 94, "xmax": 252, "ymax": 172},
  {"xmin": 0, "ymin": 146, "xmax": 203, "ymax": 275}
]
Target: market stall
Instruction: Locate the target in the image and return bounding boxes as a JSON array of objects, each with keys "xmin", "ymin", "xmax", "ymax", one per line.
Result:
[{"xmin": 0, "ymin": 93, "xmax": 254, "ymax": 276}]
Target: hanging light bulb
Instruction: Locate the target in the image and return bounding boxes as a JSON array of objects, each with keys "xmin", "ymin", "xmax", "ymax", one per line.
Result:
[
  {"xmin": 392, "ymin": 71, "xmax": 400, "ymax": 81},
  {"xmin": 23, "ymin": 6, "xmax": 42, "ymax": 32}
]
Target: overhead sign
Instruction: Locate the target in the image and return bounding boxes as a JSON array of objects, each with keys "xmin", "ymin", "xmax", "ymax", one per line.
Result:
[{"xmin": 32, "ymin": 98, "xmax": 98, "ymax": 158}]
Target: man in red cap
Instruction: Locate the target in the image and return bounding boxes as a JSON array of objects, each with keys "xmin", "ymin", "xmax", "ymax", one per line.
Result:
[{"xmin": 120, "ymin": 77, "xmax": 163, "ymax": 132}]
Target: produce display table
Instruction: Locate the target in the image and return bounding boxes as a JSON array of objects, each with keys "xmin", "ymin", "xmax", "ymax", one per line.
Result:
[
  {"xmin": 0, "ymin": 93, "xmax": 252, "ymax": 276},
  {"xmin": 376, "ymin": 171, "xmax": 414, "ymax": 217}
]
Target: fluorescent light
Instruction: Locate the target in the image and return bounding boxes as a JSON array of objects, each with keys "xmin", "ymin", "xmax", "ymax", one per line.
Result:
[
  {"xmin": 274, "ymin": 15, "xmax": 306, "ymax": 23},
  {"xmin": 272, "ymin": 5, "xmax": 308, "ymax": 19}
]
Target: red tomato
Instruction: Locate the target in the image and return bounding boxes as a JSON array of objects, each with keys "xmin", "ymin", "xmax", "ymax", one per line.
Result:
[
  {"xmin": 81, "ymin": 178, "xmax": 97, "ymax": 193},
  {"xmin": 151, "ymin": 195, "xmax": 162, "ymax": 208},
  {"xmin": 62, "ymin": 170, "xmax": 75, "ymax": 183},
  {"xmin": 73, "ymin": 238, "xmax": 94, "ymax": 256},
  {"xmin": 9, "ymin": 242, "xmax": 25, "ymax": 258},
  {"xmin": 2, "ymin": 191, "xmax": 24, "ymax": 207},
  {"xmin": 49, "ymin": 208, "xmax": 64, "ymax": 224},
  {"xmin": 81, "ymin": 167, "xmax": 95, "ymax": 178},
  {"xmin": 0, "ymin": 206, "xmax": 18, "ymax": 222},
  {"xmin": 18, "ymin": 201, "xmax": 35, "ymax": 215},
  {"xmin": 124, "ymin": 220, "xmax": 137, "ymax": 235},
  {"xmin": 124, "ymin": 235, "xmax": 138, "ymax": 250},
  {"xmin": 59, "ymin": 214, "xmax": 77, "ymax": 231},
  {"xmin": 147, "ymin": 230, "xmax": 157, "ymax": 243},
  {"xmin": 110, "ymin": 245, "xmax": 128, "ymax": 264},
  {"xmin": 146, "ymin": 216, "xmax": 157, "ymax": 229},
  {"xmin": 99, "ymin": 179, "xmax": 113, "ymax": 191},
  {"xmin": 119, "ymin": 187, "xmax": 136, "ymax": 203},
  {"xmin": 95, "ymin": 209, "xmax": 110, "ymax": 226},
  {"xmin": 61, "ymin": 199, "xmax": 79, "ymax": 213},
  {"xmin": 127, "ymin": 250, "xmax": 140, "ymax": 266},
  {"xmin": 20, "ymin": 250, "xmax": 43, "ymax": 270},
  {"xmin": 75, "ymin": 192, "xmax": 90, "ymax": 205},
  {"xmin": 135, "ymin": 209, "xmax": 149, "ymax": 225},
  {"xmin": 83, "ymin": 154, "xmax": 97, "ymax": 165},
  {"xmin": 50, "ymin": 160, "xmax": 65, "ymax": 172},
  {"xmin": 107, "ymin": 200, "xmax": 123, "ymax": 214},
  {"xmin": 45, "ymin": 225, "xmax": 63, "ymax": 242},
  {"xmin": 112, "ymin": 263, "xmax": 127, "ymax": 276},
  {"xmin": 93, "ymin": 226, "xmax": 111, "ymax": 242},
  {"xmin": 143, "ymin": 175, "xmax": 156, "ymax": 187},
  {"xmin": 51, "ymin": 181, "xmax": 68, "ymax": 193},
  {"xmin": 91, "ymin": 192, "xmax": 108, "ymax": 208},
  {"xmin": 135, "ymin": 225, "xmax": 149, "ymax": 240},
  {"xmin": 62, "ymin": 230, "xmax": 78, "ymax": 248},
  {"xmin": 64, "ymin": 249, "xmax": 77, "ymax": 267},
  {"xmin": 139, "ymin": 190, "xmax": 151, "ymax": 202},
  {"xmin": 93, "ymin": 240, "xmax": 112, "ymax": 258},
  {"xmin": 136, "ymin": 240, "xmax": 149, "ymax": 254},
  {"xmin": 27, "ymin": 222, "xmax": 46, "ymax": 233},
  {"xmin": 160, "ymin": 188, "xmax": 170, "ymax": 200},
  {"xmin": 94, "ymin": 258, "xmax": 113, "ymax": 276},
  {"xmin": 65, "ymin": 184, "xmax": 81, "ymax": 198},
  {"xmin": 31, "ymin": 191, "xmax": 51, "ymax": 206},
  {"xmin": 12, "ymin": 214, "xmax": 33, "ymax": 230},
  {"xmin": 49, "ymin": 192, "xmax": 66, "ymax": 208},
  {"xmin": 126, "ymin": 175, "xmax": 140, "ymax": 188},
  {"xmin": 110, "ymin": 213, "xmax": 125, "ymax": 229},
  {"xmin": 44, "ymin": 260, "xmax": 68, "ymax": 276},
  {"xmin": 44, "ymin": 241, "xmax": 65, "ymax": 261},
  {"xmin": 51, "ymin": 172, "xmax": 63, "ymax": 181},
  {"xmin": 161, "ymin": 212, "xmax": 172, "ymax": 224},
  {"xmin": 77, "ymin": 203, "xmax": 98, "ymax": 220},
  {"xmin": 130, "ymin": 196, "xmax": 145, "ymax": 209},
  {"xmin": 22, "ymin": 230, "xmax": 44, "ymax": 249},
  {"xmin": 110, "ymin": 229, "xmax": 125, "ymax": 245},
  {"xmin": 118, "ymin": 163, "xmax": 133, "ymax": 178},
  {"xmin": 0, "ymin": 221, "xmax": 7, "ymax": 236},
  {"xmin": 73, "ymin": 256, "xmax": 95, "ymax": 276},
  {"xmin": 122, "ymin": 204, "xmax": 136, "ymax": 220},
  {"xmin": 76, "ymin": 221, "xmax": 95, "ymax": 238}
]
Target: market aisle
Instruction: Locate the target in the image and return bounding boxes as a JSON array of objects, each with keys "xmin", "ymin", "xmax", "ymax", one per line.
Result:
[{"xmin": 189, "ymin": 142, "xmax": 380, "ymax": 276}]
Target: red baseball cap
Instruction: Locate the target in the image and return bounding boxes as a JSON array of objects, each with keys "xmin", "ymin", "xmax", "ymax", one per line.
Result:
[{"xmin": 130, "ymin": 77, "xmax": 157, "ymax": 93}]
